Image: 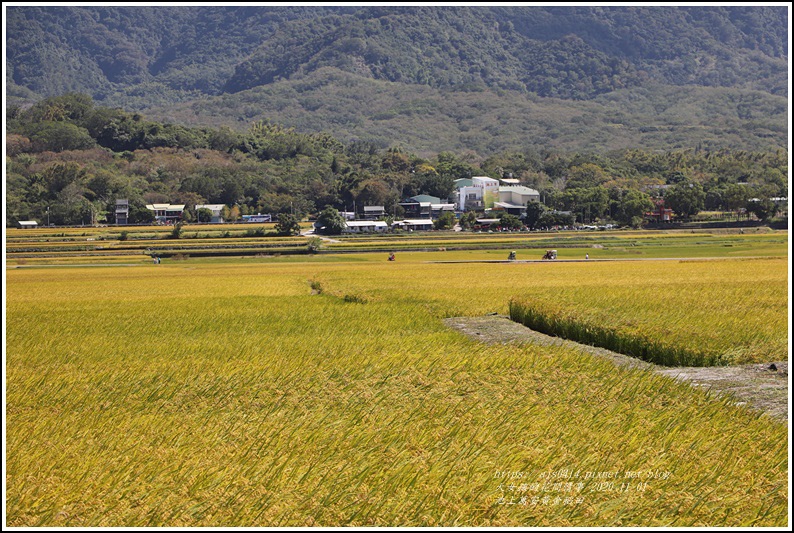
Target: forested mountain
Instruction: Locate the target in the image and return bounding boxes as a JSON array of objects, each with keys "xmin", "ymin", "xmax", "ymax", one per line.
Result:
[
  {"xmin": 224, "ymin": 6, "xmax": 788, "ymax": 98},
  {"xmin": 8, "ymin": 5, "xmax": 787, "ymax": 103},
  {"xmin": 6, "ymin": 93, "xmax": 788, "ymax": 228},
  {"xmin": 5, "ymin": 5, "xmax": 789, "ymax": 166},
  {"xmin": 145, "ymin": 67, "xmax": 788, "ymax": 156},
  {"xmin": 6, "ymin": 5, "xmax": 788, "ymax": 156},
  {"xmin": 6, "ymin": 6, "xmax": 350, "ymax": 102}
]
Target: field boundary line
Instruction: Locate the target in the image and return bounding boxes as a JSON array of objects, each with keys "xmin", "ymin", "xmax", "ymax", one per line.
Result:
[{"xmin": 444, "ymin": 315, "xmax": 788, "ymax": 422}]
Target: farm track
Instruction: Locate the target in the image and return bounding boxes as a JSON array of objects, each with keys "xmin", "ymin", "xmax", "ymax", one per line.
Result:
[
  {"xmin": 427, "ymin": 256, "xmax": 782, "ymax": 263},
  {"xmin": 444, "ymin": 315, "xmax": 788, "ymax": 422}
]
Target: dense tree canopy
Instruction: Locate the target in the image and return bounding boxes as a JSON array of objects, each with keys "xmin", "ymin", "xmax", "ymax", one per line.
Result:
[{"xmin": 5, "ymin": 94, "xmax": 788, "ymax": 228}]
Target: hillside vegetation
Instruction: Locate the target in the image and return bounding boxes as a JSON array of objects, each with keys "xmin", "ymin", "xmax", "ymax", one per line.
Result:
[
  {"xmin": 6, "ymin": 94, "xmax": 788, "ymax": 228},
  {"xmin": 147, "ymin": 67, "xmax": 789, "ymax": 156},
  {"xmin": 8, "ymin": 6, "xmax": 787, "ymax": 103},
  {"xmin": 6, "ymin": 6, "xmax": 788, "ymax": 156}
]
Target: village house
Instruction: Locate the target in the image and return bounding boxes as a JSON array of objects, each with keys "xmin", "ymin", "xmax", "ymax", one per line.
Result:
[
  {"xmin": 195, "ymin": 204, "xmax": 226, "ymax": 223},
  {"xmin": 115, "ymin": 199, "xmax": 129, "ymax": 225},
  {"xmin": 456, "ymin": 176, "xmax": 500, "ymax": 211},
  {"xmin": 493, "ymin": 185, "xmax": 541, "ymax": 216},
  {"xmin": 343, "ymin": 220, "xmax": 389, "ymax": 233},
  {"xmin": 399, "ymin": 195, "xmax": 438, "ymax": 218},
  {"xmin": 392, "ymin": 219, "xmax": 434, "ymax": 231},
  {"xmin": 145, "ymin": 203, "xmax": 186, "ymax": 224},
  {"xmin": 362, "ymin": 206, "xmax": 386, "ymax": 220}
]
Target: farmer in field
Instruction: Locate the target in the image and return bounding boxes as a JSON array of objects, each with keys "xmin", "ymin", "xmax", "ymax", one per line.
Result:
[{"xmin": 388, "ymin": 252, "xmax": 395, "ymax": 261}]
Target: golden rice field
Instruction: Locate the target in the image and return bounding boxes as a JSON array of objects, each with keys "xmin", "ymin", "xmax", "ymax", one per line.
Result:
[
  {"xmin": 508, "ymin": 259, "xmax": 788, "ymax": 366},
  {"xmin": 6, "ymin": 227, "xmax": 788, "ymax": 269},
  {"xmin": 4, "ymin": 241, "xmax": 789, "ymax": 527}
]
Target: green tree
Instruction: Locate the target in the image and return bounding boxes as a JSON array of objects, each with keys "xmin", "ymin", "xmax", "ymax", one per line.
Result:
[
  {"xmin": 612, "ymin": 189, "xmax": 654, "ymax": 226},
  {"xmin": 168, "ymin": 221, "xmax": 185, "ymax": 239},
  {"xmin": 525, "ymin": 200, "xmax": 548, "ymax": 230},
  {"xmin": 498, "ymin": 213, "xmax": 523, "ymax": 230},
  {"xmin": 433, "ymin": 211, "xmax": 456, "ymax": 230},
  {"xmin": 315, "ymin": 207, "xmax": 347, "ymax": 235},
  {"xmin": 196, "ymin": 208, "xmax": 214, "ymax": 223},
  {"xmin": 275, "ymin": 213, "xmax": 301, "ymax": 236},
  {"xmin": 567, "ymin": 163, "xmax": 609, "ymax": 189},
  {"xmin": 722, "ymin": 183, "xmax": 750, "ymax": 220},
  {"xmin": 414, "ymin": 165, "xmax": 454, "ymax": 200},
  {"xmin": 563, "ymin": 187, "xmax": 609, "ymax": 223},
  {"xmin": 307, "ymin": 236, "xmax": 323, "ymax": 253},
  {"xmin": 129, "ymin": 202, "xmax": 155, "ymax": 224},
  {"xmin": 665, "ymin": 182, "xmax": 706, "ymax": 219},
  {"xmin": 459, "ymin": 211, "xmax": 478, "ymax": 230},
  {"xmin": 746, "ymin": 198, "xmax": 778, "ymax": 222}
]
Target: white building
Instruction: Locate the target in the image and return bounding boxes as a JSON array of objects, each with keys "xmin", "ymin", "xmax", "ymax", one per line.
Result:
[
  {"xmin": 242, "ymin": 213, "xmax": 272, "ymax": 223},
  {"xmin": 195, "ymin": 204, "xmax": 226, "ymax": 223},
  {"xmin": 392, "ymin": 219, "xmax": 434, "ymax": 231},
  {"xmin": 145, "ymin": 204, "xmax": 185, "ymax": 224},
  {"xmin": 343, "ymin": 220, "xmax": 389, "ymax": 233},
  {"xmin": 457, "ymin": 176, "xmax": 500, "ymax": 211}
]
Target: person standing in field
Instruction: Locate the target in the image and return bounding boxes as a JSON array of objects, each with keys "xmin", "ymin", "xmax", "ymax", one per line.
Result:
[{"xmin": 586, "ymin": 253, "xmax": 589, "ymax": 260}]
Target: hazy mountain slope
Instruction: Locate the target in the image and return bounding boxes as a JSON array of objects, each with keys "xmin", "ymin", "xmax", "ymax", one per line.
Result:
[
  {"xmin": 498, "ymin": 6, "xmax": 788, "ymax": 95},
  {"xmin": 7, "ymin": 5, "xmax": 787, "ymax": 104},
  {"xmin": 5, "ymin": 5, "xmax": 788, "ymax": 156},
  {"xmin": 222, "ymin": 6, "xmax": 640, "ymax": 99},
  {"xmin": 225, "ymin": 5, "xmax": 788, "ymax": 98},
  {"xmin": 146, "ymin": 67, "xmax": 788, "ymax": 157},
  {"xmin": 6, "ymin": 6, "xmax": 349, "ymax": 101}
]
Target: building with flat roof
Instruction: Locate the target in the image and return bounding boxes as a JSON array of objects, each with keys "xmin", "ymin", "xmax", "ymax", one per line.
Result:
[
  {"xmin": 343, "ymin": 220, "xmax": 389, "ymax": 233},
  {"xmin": 392, "ymin": 219, "xmax": 434, "ymax": 231},
  {"xmin": 115, "ymin": 199, "xmax": 129, "ymax": 225},
  {"xmin": 492, "ymin": 186, "xmax": 541, "ymax": 216},
  {"xmin": 362, "ymin": 206, "xmax": 386, "ymax": 220},
  {"xmin": 195, "ymin": 204, "xmax": 226, "ymax": 223},
  {"xmin": 145, "ymin": 204, "xmax": 185, "ymax": 224},
  {"xmin": 457, "ymin": 176, "xmax": 500, "ymax": 211},
  {"xmin": 399, "ymin": 195, "xmax": 440, "ymax": 218}
]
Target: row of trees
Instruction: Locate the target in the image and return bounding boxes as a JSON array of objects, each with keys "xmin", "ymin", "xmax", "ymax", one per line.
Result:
[{"xmin": 6, "ymin": 94, "xmax": 788, "ymax": 228}]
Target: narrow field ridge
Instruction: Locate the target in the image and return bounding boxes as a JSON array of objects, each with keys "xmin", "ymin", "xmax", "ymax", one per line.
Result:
[{"xmin": 444, "ymin": 314, "xmax": 788, "ymax": 421}]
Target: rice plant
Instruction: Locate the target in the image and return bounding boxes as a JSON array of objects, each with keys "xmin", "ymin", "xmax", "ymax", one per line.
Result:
[{"xmin": 5, "ymin": 255, "xmax": 788, "ymax": 526}]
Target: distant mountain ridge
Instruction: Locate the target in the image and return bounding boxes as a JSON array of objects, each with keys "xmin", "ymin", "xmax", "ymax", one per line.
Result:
[
  {"xmin": 224, "ymin": 5, "xmax": 788, "ymax": 99},
  {"xmin": 5, "ymin": 5, "xmax": 788, "ymax": 155},
  {"xmin": 7, "ymin": 5, "xmax": 787, "ymax": 104}
]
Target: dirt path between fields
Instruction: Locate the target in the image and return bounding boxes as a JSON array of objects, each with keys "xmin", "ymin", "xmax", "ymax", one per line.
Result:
[{"xmin": 444, "ymin": 315, "xmax": 788, "ymax": 422}]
